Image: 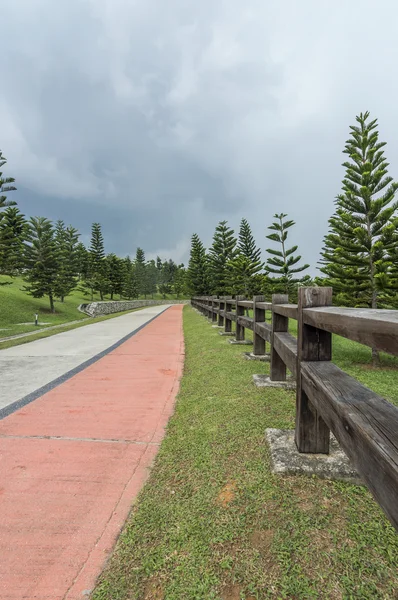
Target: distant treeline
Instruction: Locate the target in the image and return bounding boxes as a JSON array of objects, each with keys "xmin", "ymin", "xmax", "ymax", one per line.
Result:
[{"xmin": 0, "ymin": 159, "xmax": 187, "ymax": 311}]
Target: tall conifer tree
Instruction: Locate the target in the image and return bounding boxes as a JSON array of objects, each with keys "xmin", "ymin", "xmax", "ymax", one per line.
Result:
[
  {"xmin": 23, "ymin": 217, "xmax": 58, "ymax": 312},
  {"xmin": 123, "ymin": 256, "xmax": 139, "ymax": 299},
  {"xmin": 187, "ymin": 233, "xmax": 209, "ymax": 295},
  {"xmin": 0, "ymin": 151, "xmax": 17, "ymax": 219},
  {"xmin": 229, "ymin": 218, "xmax": 263, "ymax": 296},
  {"xmin": 88, "ymin": 222, "xmax": 108, "ymax": 300},
  {"xmin": 135, "ymin": 247, "xmax": 147, "ymax": 297},
  {"xmin": 0, "ymin": 206, "xmax": 26, "ymax": 276},
  {"xmin": 320, "ymin": 112, "xmax": 398, "ymax": 315},
  {"xmin": 266, "ymin": 213, "xmax": 309, "ymax": 295},
  {"xmin": 54, "ymin": 221, "xmax": 80, "ymax": 301},
  {"xmin": 208, "ymin": 220, "xmax": 237, "ymax": 295}
]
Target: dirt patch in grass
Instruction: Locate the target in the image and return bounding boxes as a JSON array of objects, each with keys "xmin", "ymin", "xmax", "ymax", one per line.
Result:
[
  {"xmin": 143, "ymin": 576, "xmax": 164, "ymax": 600},
  {"xmin": 217, "ymin": 481, "xmax": 237, "ymax": 507},
  {"xmin": 220, "ymin": 584, "xmax": 242, "ymax": 600},
  {"xmin": 250, "ymin": 529, "xmax": 274, "ymax": 554}
]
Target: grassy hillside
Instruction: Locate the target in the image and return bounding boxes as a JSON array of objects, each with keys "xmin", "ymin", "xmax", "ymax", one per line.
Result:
[
  {"xmin": 0, "ymin": 276, "xmax": 186, "ymax": 338},
  {"xmin": 0, "ymin": 276, "xmax": 91, "ymax": 337}
]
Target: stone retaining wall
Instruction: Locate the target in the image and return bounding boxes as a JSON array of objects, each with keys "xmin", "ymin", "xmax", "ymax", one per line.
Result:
[{"xmin": 78, "ymin": 299, "xmax": 189, "ymax": 317}]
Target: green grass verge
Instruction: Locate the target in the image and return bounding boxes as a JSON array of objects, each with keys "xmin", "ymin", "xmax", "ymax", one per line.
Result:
[
  {"xmin": 93, "ymin": 306, "xmax": 398, "ymax": 600},
  {"xmin": 0, "ymin": 275, "xmax": 188, "ymax": 337}
]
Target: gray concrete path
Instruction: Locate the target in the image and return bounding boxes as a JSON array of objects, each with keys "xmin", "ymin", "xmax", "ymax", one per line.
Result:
[{"xmin": 0, "ymin": 305, "xmax": 170, "ymax": 411}]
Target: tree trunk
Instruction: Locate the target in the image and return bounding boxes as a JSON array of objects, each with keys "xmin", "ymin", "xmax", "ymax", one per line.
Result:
[
  {"xmin": 60, "ymin": 295, "xmax": 64, "ymax": 303},
  {"xmin": 49, "ymin": 293, "xmax": 55, "ymax": 313},
  {"xmin": 100, "ymin": 290, "xmax": 104, "ymax": 301},
  {"xmin": 371, "ymin": 289, "xmax": 380, "ymax": 366},
  {"xmin": 110, "ymin": 291, "xmax": 114, "ymax": 300}
]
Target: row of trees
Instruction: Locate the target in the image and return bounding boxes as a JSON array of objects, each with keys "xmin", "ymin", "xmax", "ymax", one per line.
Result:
[
  {"xmin": 187, "ymin": 214, "xmax": 310, "ymax": 300},
  {"xmin": 0, "ymin": 155, "xmax": 188, "ymax": 311},
  {"xmin": 187, "ymin": 112, "xmax": 398, "ymax": 312}
]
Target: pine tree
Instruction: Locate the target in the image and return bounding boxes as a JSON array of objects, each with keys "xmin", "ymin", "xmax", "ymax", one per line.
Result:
[
  {"xmin": 135, "ymin": 247, "xmax": 147, "ymax": 297},
  {"xmin": 145, "ymin": 260, "xmax": 158, "ymax": 298},
  {"xmin": 23, "ymin": 217, "xmax": 58, "ymax": 312},
  {"xmin": 76, "ymin": 242, "xmax": 90, "ymax": 280},
  {"xmin": 106, "ymin": 253, "xmax": 124, "ymax": 300},
  {"xmin": 88, "ymin": 222, "xmax": 108, "ymax": 300},
  {"xmin": 0, "ymin": 151, "xmax": 17, "ymax": 220},
  {"xmin": 123, "ymin": 256, "xmax": 139, "ymax": 299},
  {"xmin": 187, "ymin": 233, "xmax": 209, "ymax": 295},
  {"xmin": 265, "ymin": 213, "xmax": 309, "ymax": 296},
  {"xmin": 159, "ymin": 259, "xmax": 177, "ymax": 298},
  {"xmin": 320, "ymin": 112, "xmax": 398, "ymax": 316},
  {"xmin": 173, "ymin": 265, "xmax": 186, "ymax": 298},
  {"xmin": 208, "ymin": 221, "xmax": 237, "ymax": 295},
  {"xmin": 54, "ymin": 221, "xmax": 80, "ymax": 301},
  {"xmin": 229, "ymin": 218, "xmax": 263, "ymax": 296},
  {"xmin": 0, "ymin": 206, "xmax": 26, "ymax": 276}
]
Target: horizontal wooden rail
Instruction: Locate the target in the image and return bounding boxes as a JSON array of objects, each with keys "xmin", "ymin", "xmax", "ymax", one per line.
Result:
[
  {"xmin": 237, "ymin": 300, "xmax": 253, "ymax": 308},
  {"xmin": 301, "ymin": 361, "xmax": 398, "ymax": 530},
  {"xmin": 236, "ymin": 315, "xmax": 254, "ymax": 330},
  {"xmin": 256, "ymin": 301, "xmax": 272, "ymax": 311},
  {"xmin": 273, "ymin": 303, "xmax": 298, "ymax": 319},
  {"xmin": 225, "ymin": 311, "xmax": 237, "ymax": 322},
  {"xmin": 254, "ymin": 321, "xmax": 271, "ymax": 342},
  {"xmin": 303, "ymin": 307, "xmax": 398, "ymax": 356},
  {"xmin": 273, "ymin": 331, "xmax": 298, "ymax": 376}
]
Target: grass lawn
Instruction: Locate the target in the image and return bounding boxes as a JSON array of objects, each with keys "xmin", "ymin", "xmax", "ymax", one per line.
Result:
[
  {"xmin": 0, "ymin": 276, "xmax": 187, "ymax": 338},
  {"xmin": 93, "ymin": 306, "xmax": 398, "ymax": 600}
]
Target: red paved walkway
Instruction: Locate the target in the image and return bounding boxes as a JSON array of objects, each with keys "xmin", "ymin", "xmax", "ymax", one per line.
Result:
[{"xmin": 0, "ymin": 306, "xmax": 184, "ymax": 600}]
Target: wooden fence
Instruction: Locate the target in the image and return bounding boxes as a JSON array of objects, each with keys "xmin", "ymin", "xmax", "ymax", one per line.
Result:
[{"xmin": 191, "ymin": 288, "xmax": 398, "ymax": 532}]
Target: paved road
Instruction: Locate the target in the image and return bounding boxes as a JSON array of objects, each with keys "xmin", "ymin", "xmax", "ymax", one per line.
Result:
[
  {"xmin": 0, "ymin": 304, "xmax": 184, "ymax": 599},
  {"xmin": 0, "ymin": 305, "xmax": 170, "ymax": 413}
]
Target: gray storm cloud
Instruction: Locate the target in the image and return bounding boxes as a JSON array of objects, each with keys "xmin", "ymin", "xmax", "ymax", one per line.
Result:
[{"xmin": 2, "ymin": 0, "xmax": 398, "ymax": 269}]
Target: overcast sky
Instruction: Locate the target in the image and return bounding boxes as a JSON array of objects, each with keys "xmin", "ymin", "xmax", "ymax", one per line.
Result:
[{"xmin": 2, "ymin": 0, "xmax": 398, "ymax": 272}]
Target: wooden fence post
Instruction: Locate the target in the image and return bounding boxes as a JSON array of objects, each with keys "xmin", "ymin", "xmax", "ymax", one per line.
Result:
[
  {"xmin": 206, "ymin": 296, "xmax": 212, "ymax": 320},
  {"xmin": 235, "ymin": 296, "xmax": 245, "ymax": 341},
  {"xmin": 224, "ymin": 297, "xmax": 233, "ymax": 333},
  {"xmin": 270, "ymin": 294, "xmax": 289, "ymax": 381},
  {"xmin": 218, "ymin": 297, "xmax": 225, "ymax": 327},
  {"xmin": 296, "ymin": 287, "xmax": 333, "ymax": 454},
  {"xmin": 253, "ymin": 295, "xmax": 265, "ymax": 356},
  {"xmin": 211, "ymin": 296, "xmax": 218, "ymax": 322}
]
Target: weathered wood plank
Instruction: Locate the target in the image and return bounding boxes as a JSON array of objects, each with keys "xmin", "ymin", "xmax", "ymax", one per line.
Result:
[
  {"xmin": 301, "ymin": 360, "xmax": 398, "ymax": 532},
  {"xmin": 237, "ymin": 300, "xmax": 253, "ymax": 308},
  {"xmin": 271, "ymin": 294, "xmax": 289, "ymax": 381},
  {"xmin": 303, "ymin": 307, "xmax": 398, "ymax": 356},
  {"xmin": 256, "ymin": 302, "xmax": 272, "ymax": 311},
  {"xmin": 224, "ymin": 298, "xmax": 233, "ymax": 333},
  {"xmin": 237, "ymin": 315, "xmax": 254, "ymax": 331},
  {"xmin": 273, "ymin": 332, "xmax": 298, "ymax": 376},
  {"xmin": 254, "ymin": 321, "xmax": 271, "ymax": 342},
  {"xmin": 235, "ymin": 296, "xmax": 245, "ymax": 341},
  {"xmin": 273, "ymin": 304, "xmax": 298, "ymax": 319},
  {"xmin": 253, "ymin": 295, "xmax": 266, "ymax": 356},
  {"xmin": 218, "ymin": 297, "xmax": 228, "ymax": 327},
  {"xmin": 211, "ymin": 296, "xmax": 218, "ymax": 322},
  {"xmin": 296, "ymin": 287, "xmax": 332, "ymax": 453},
  {"xmin": 225, "ymin": 311, "xmax": 237, "ymax": 322}
]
